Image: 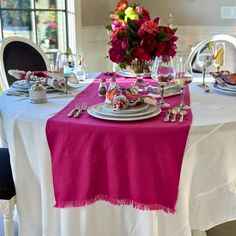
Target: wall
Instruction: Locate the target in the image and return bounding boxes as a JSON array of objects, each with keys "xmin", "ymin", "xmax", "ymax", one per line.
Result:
[{"xmin": 79, "ymin": 0, "xmax": 236, "ymax": 72}]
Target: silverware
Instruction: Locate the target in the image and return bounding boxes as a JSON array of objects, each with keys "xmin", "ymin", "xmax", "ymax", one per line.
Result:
[
  {"xmin": 171, "ymin": 107, "xmax": 179, "ymax": 123},
  {"xmin": 67, "ymin": 105, "xmax": 81, "ymax": 117},
  {"xmin": 74, "ymin": 103, "xmax": 88, "ymax": 118},
  {"xmin": 164, "ymin": 109, "xmax": 171, "ymax": 122},
  {"xmin": 179, "ymin": 110, "xmax": 187, "ymax": 123}
]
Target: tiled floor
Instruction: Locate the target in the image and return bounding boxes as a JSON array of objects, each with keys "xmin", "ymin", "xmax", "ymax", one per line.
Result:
[{"xmin": 206, "ymin": 220, "xmax": 236, "ymax": 236}]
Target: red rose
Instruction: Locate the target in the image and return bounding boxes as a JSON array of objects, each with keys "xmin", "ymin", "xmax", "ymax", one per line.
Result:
[
  {"xmin": 155, "ymin": 41, "xmax": 167, "ymax": 57},
  {"xmin": 133, "ymin": 45, "xmax": 151, "ymax": 61},
  {"xmin": 116, "ymin": 0, "xmax": 128, "ymax": 11},
  {"xmin": 109, "ymin": 46, "xmax": 125, "ymax": 64},
  {"xmin": 141, "ymin": 35, "xmax": 157, "ymax": 53}
]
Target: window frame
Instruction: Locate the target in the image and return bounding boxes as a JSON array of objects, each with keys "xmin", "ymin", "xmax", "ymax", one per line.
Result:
[{"xmin": 0, "ymin": 0, "xmax": 69, "ymax": 52}]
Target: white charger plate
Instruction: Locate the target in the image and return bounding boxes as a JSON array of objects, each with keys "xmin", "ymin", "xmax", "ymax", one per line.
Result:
[
  {"xmin": 90, "ymin": 103, "xmax": 157, "ymax": 118},
  {"xmin": 213, "ymin": 83, "xmax": 236, "ymax": 95},
  {"xmin": 87, "ymin": 105, "xmax": 161, "ymax": 121}
]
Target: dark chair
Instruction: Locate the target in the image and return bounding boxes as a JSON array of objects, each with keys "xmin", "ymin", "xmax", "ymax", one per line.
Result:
[
  {"xmin": 0, "ymin": 36, "xmax": 50, "ymax": 91},
  {"xmin": 0, "ymin": 148, "xmax": 16, "ymax": 236}
]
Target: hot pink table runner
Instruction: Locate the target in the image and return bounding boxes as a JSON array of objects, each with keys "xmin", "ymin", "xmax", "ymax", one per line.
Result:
[{"xmin": 46, "ymin": 74, "xmax": 192, "ymax": 213}]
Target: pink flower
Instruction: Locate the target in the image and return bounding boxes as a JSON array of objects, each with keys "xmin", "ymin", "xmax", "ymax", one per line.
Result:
[
  {"xmin": 121, "ymin": 38, "xmax": 129, "ymax": 50},
  {"xmin": 135, "ymin": 6, "xmax": 150, "ymax": 20},
  {"xmin": 112, "ymin": 20, "xmax": 126, "ymax": 32},
  {"xmin": 140, "ymin": 21, "xmax": 158, "ymax": 35},
  {"xmin": 109, "ymin": 12, "xmax": 118, "ymax": 20},
  {"xmin": 49, "ymin": 22, "xmax": 57, "ymax": 29}
]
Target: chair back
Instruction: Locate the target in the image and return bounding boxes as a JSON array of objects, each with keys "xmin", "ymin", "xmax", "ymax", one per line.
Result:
[
  {"xmin": 0, "ymin": 36, "xmax": 50, "ymax": 91},
  {"xmin": 186, "ymin": 34, "xmax": 236, "ymax": 74}
]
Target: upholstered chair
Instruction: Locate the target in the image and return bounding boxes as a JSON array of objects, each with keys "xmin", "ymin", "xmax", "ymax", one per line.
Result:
[{"xmin": 0, "ymin": 36, "xmax": 50, "ymax": 91}]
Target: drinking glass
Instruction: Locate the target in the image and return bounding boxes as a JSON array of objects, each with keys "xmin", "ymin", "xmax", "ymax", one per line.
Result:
[
  {"xmin": 152, "ymin": 55, "xmax": 175, "ymax": 108},
  {"xmin": 174, "ymin": 57, "xmax": 193, "ymax": 110},
  {"xmin": 196, "ymin": 48, "xmax": 213, "ymax": 88},
  {"xmin": 213, "ymin": 42, "xmax": 225, "ymax": 72}
]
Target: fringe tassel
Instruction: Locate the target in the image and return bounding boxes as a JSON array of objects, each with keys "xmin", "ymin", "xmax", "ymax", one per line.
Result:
[{"xmin": 54, "ymin": 194, "xmax": 176, "ymax": 214}]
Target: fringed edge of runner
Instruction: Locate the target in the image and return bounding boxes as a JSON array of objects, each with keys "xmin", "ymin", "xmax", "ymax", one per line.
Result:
[{"xmin": 54, "ymin": 194, "xmax": 176, "ymax": 214}]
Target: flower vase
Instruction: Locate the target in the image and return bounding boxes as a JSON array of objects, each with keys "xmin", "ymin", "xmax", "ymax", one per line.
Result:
[{"xmin": 129, "ymin": 60, "xmax": 151, "ymax": 89}]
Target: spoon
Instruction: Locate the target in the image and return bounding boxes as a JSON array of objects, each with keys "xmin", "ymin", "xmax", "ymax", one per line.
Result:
[
  {"xmin": 179, "ymin": 110, "xmax": 187, "ymax": 123},
  {"xmin": 164, "ymin": 109, "xmax": 171, "ymax": 122},
  {"xmin": 171, "ymin": 107, "xmax": 179, "ymax": 123}
]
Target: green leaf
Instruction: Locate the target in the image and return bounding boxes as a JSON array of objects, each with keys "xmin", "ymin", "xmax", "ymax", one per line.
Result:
[
  {"xmin": 157, "ymin": 28, "xmax": 168, "ymax": 41},
  {"xmin": 172, "ymin": 27, "xmax": 178, "ymax": 34},
  {"xmin": 127, "ymin": 18, "xmax": 137, "ymax": 32},
  {"xmin": 105, "ymin": 24, "xmax": 112, "ymax": 31},
  {"xmin": 119, "ymin": 62, "xmax": 127, "ymax": 69}
]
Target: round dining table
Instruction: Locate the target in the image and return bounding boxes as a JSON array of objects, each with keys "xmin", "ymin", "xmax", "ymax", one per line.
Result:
[{"xmin": 0, "ymin": 73, "xmax": 236, "ymax": 236}]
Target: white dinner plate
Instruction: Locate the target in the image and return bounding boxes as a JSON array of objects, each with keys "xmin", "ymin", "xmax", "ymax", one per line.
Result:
[
  {"xmin": 12, "ymin": 80, "xmax": 59, "ymax": 93},
  {"xmin": 87, "ymin": 105, "xmax": 161, "ymax": 121},
  {"xmin": 224, "ymin": 82, "xmax": 236, "ymax": 90},
  {"xmin": 213, "ymin": 83, "xmax": 236, "ymax": 95},
  {"xmin": 103, "ymin": 102, "xmax": 149, "ymax": 114},
  {"xmin": 117, "ymin": 70, "xmax": 151, "ymax": 78},
  {"xmin": 90, "ymin": 103, "xmax": 157, "ymax": 118}
]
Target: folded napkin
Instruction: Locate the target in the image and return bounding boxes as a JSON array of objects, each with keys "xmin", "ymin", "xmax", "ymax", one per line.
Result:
[{"xmin": 8, "ymin": 69, "xmax": 79, "ymax": 91}]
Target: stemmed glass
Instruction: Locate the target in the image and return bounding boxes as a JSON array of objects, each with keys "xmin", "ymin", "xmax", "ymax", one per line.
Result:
[
  {"xmin": 151, "ymin": 55, "xmax": 175, "ymax": 108},
  {"xmin": 213, "ymin": 42, "xmax": 225, "ymax": 72},
  {"xmin": 58, "ymin": 53, "xmax": 71, "ymax": 94},
  {"xmin": 196, "ymin": 47, "xmax": 213, "ymax": 88},
  {"xmin": 174, "ymin": 57, "xmax": 193, "ymax": 110}
]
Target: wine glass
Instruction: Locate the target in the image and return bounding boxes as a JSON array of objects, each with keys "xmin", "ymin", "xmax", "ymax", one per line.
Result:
[
  {"xmin": 213, "ymin": 42, "xmax": 225, "ymax": 72},
  {"xmin": 174, "ymin": 57, "xmax": 193, "ymax": 110},
  {"xmin": 152, "ymin": 55, "xmax": 175, "ymax": 108},
  {"xmin": 58, "ymin": 53, "xmax": 71, "ymax": 94},
  {"xmin": 196, "ymin": 47, "xmax": 213, "ymax": 88}
]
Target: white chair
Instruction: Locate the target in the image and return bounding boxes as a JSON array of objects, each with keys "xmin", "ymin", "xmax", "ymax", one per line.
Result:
[
  {"xmin": 0, "ymin": 148, "xmax": 16, "ymax": 236},
  {"xmin": 0, "ymin": 36, "xmax": 50, "ymax": 91},
  {"xmin": 186, "ymin": 34, "xmax": 236, "ymax": 73}
]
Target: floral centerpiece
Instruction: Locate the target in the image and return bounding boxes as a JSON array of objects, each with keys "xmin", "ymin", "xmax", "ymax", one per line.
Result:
[{"xmin": 106, "ymin": 0, "xmax": 178, "ymax": 75}]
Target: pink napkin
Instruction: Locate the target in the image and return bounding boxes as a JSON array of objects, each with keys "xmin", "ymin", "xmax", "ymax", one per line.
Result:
[{"xmin": 46, "ymin": 74, "xmax": 192, "ymax": 213}]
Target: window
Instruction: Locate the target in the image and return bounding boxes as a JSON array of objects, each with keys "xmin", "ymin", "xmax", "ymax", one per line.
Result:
[{"xmin": 0, "ymin": 0, "xmax": 71, "ymax": 63}]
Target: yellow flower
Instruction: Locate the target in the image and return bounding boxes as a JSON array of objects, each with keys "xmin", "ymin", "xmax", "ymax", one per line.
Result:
[{"xmin": 124, "ymin": 7, "xmax": 138, "ymax": 22}]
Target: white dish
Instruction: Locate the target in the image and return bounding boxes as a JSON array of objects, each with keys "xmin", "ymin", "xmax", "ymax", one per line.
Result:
[
  {"xmin": 146, "ymin": 84, "xmax": 181, "ymax": 98},
  {"xmin": 117, "ymin": 70, "xmax": 151, "ymax": 78},
  {"xmin": 224, "ymin": 82, "xmax": 236, "ymax": 90},
  {"xmin": 91, "ymin": 103, "xmax": 157, "ymax": 118},
  {"xmin": 103, "ymin": 102, "xmax": 149, "ymax": 114},
  {"xmin": 11, "ymin": 80, "xmax": 58, "ymax": 93},
  {"xmin": 213, "ymin": 83, "xmax": 236, "ymax": 95},
  {"xmin": 87, "ymin": 105, "xmax": 161, "ymax": 121}
]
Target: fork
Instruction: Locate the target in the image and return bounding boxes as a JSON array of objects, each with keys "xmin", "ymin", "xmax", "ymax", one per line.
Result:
[
  {"xmin": 74, "ymin": 103, "xmax": 88, "ymax": 118},
  {"xmin": 67, "ymin": 104, "xmax": 81, "ymax": 117}
]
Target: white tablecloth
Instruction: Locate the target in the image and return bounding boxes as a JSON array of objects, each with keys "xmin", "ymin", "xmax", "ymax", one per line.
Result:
[{"xmin": 1, "ymin": 74, "xmax": 236, "ymax": 236}]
